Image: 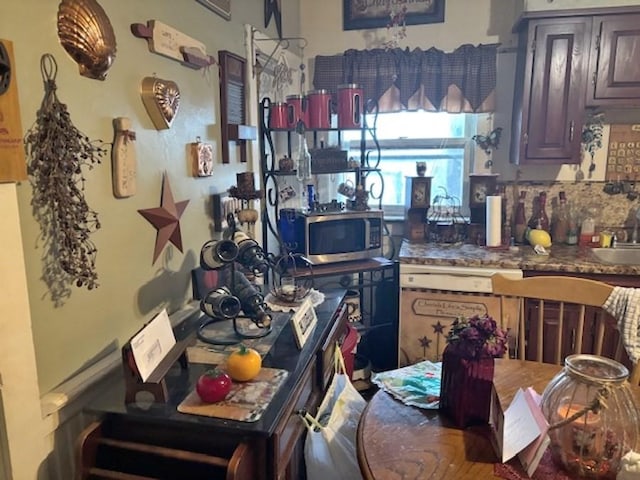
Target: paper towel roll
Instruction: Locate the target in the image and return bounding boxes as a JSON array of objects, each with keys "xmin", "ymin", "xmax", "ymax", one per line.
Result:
[{"xmin": 486, "ymin": 196, "xmax": 502, "ymax": 247}]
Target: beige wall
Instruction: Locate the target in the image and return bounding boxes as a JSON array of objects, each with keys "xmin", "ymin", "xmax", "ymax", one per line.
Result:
[
  {"xmin": 1, "ymin": 0, "xmax": 292, "ymax": 395},
  {"xmin": 301, "ymin": 0, "xmax": 522, "ymax": 57}
]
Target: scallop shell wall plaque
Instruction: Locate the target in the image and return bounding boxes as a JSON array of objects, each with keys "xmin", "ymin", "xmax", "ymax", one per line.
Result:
[
  {"xmin": 57, "ymin": 0, "xmax": 116, "ymax": 80},
  {"xmin": 140, "ymin": 77, "xmax": 180, "ymax": 130}
]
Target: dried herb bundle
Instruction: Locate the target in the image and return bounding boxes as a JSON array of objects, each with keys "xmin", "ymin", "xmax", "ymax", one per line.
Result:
[{"xmin": 24, "ymin": 53, "xmax": 106, "ymax": 305}]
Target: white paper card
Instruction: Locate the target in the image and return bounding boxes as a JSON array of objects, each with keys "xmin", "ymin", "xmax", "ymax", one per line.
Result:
[
  {"xmin": 501, "ymin": 388, "xmax": 544, "ymax": 462},
  {"xmin": 130, "ymin": 309, "xmax": 176, "ymax": 382}
]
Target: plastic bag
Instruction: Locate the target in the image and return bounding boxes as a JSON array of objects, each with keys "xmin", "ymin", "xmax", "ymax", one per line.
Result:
[{"xmin": 302, "ymin": 344, "xmax": 366, "ymax": 480}]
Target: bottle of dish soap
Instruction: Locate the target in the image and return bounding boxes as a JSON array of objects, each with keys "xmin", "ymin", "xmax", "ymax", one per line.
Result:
[{"xmin": 579, "ymin": 207, "xmax": 596, "ymax": 247}]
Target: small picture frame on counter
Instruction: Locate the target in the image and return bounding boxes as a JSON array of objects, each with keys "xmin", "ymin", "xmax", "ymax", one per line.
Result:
[{"xmin": 290, "ymin": 297, "xmax": 317, "ymax": 349}]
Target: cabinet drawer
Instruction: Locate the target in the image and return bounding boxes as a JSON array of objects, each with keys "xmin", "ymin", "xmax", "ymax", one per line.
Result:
[
  {"xmin": 272, "ymin": 360, "xmax": 318, "ymax": 478},
  {"xmin": 317, "ymin": 303, "xmax": 348, "ymax": 391}
]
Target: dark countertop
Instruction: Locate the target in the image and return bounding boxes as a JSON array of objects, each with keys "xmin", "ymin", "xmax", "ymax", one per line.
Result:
[
  {"xmin": 85, "ymin": 290, "xmax": 345, "ymax": 437},
  {"xmin": 399, "ymin": 241, "xmax": 640, "ymax": 275}
]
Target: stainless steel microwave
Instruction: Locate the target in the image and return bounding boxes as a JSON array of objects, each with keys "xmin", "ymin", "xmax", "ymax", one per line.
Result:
[{"xmin": 278, "ymin": 209, "xmax": 384, "ymax": 264}]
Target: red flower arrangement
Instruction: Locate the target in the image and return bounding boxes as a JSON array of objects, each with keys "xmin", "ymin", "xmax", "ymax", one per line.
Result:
[{"xmin": 445, "ymin": 314, "xmax": 508, "ymax": 359}]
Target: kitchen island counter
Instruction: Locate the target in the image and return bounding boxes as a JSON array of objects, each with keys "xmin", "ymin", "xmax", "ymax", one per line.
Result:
[{"xmin": 399, "ymin": 242, "xmax": 640, "ymax": 276}]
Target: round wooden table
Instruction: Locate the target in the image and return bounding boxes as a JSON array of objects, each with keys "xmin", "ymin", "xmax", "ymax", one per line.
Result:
[{"xmin": 356, "ymin": 360, "xmax": 567, "ymax": 480}]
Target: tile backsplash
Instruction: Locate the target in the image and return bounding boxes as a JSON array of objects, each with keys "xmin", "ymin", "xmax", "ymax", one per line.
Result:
[{"xmin": 501, "ymin": 181, "xmax": 640, "ymax": 241}]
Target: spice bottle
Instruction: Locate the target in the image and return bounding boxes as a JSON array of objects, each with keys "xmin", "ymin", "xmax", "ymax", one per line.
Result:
[
  {"xmin": 513, "ymin": 191, "xmax": 527, "ymax": 244},
  {"xmin": 551, "ymin": 191, "xmax": 569, "ymax": 244}
]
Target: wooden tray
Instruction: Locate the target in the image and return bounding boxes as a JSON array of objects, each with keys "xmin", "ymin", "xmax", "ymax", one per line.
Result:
[{"xmin": 177, "ymin": 367, "xmax": 288, "ymax": 422}]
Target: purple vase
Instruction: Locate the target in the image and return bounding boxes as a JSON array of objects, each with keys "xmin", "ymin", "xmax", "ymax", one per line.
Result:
[{"xmin": 439, "ymin": 346, "xmax": 495, "ymax": 428}]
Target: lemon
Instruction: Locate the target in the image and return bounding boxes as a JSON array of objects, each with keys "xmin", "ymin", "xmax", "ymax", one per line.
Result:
[{"xmin": 528, "ymin": 229, "xmax": 552, "ymax": 248}]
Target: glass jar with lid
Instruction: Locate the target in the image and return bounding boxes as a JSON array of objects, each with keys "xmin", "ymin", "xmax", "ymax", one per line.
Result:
[{"xmin": 540, "ymin": 354, "xmax": 638, "ymax": 479}]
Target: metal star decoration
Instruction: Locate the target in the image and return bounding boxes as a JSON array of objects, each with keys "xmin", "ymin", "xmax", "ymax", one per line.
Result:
[{"xmin": 138, "ymin": 173, "xmax": 189, "ymax": 264}]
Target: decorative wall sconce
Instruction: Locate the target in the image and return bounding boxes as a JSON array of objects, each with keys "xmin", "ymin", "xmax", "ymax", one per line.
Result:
[{"xmin": 57, "ymin": 0, "xmax": 117, "ymax": 80}]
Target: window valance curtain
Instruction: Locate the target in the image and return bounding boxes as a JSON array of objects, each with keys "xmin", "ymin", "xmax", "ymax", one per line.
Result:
[{"xmin": 313, "ymin": 43, "xmax": 497, "ymax": 113}]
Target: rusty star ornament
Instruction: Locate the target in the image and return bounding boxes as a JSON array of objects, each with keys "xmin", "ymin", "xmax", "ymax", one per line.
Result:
[{"xmin": 138, "ymin": 173, "xmax": 189, "ymax": 264}]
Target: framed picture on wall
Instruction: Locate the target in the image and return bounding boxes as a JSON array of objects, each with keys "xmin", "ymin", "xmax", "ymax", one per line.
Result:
[
  {"xmin": 343, "ymin": 0, "xmax": 445, "ymax": 31},
  {"xmin": 196, "ymin": 0, "xmax": 231, "ymax": 20}
]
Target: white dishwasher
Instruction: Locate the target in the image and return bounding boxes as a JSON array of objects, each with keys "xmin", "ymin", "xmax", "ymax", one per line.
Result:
[{"xmin": 399, "ymin": 264, "xmax": 523, "ymax": 366}]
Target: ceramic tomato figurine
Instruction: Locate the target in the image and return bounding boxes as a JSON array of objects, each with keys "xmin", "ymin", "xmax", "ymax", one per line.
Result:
[
  {"xmin": 195, "ymin": 369, "xmax": 232, "ymax": 403},
  {"xmin": 226, "ymin": 344, "xmax": 262, "ymax": 382}
]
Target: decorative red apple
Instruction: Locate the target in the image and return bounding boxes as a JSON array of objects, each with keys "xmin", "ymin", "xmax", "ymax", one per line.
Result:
[{"xmin": 195, "ymin": 369, "xmax": 232, "ymax": 403}]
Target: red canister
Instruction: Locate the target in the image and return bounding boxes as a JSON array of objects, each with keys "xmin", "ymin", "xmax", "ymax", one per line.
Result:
[
  {"xmin": 337, "ymin": 84, "xmax": 363, "ymax": 129},
  {"xmin": 286, "ymin": 94, "xmax": 308, "ymax": 130},
  {"xmin": 268, "ymin": 102, "xmax": 288, "ymax": 129},
  {"xmin": 306, "ymin": 89, "xmax": 332, "ymax": 129}
]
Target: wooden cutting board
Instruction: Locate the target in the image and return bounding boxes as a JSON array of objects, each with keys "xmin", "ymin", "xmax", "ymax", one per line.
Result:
[
  {"xmin": 177, "ymin": 367, "xmax": 288, "ymax": 422},
  {"xmin": 0, "ymin": 39, "xmax": 26, "ymax": 182}
]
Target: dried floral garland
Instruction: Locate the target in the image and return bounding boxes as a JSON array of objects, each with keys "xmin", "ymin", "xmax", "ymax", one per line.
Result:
[
  {"xmin": 582, "ymin": 111, "xmax": 604, "ymax": 179},
  {"xmin": 24, "ymin": 53, "xmax": 106, "ymax": 305}
]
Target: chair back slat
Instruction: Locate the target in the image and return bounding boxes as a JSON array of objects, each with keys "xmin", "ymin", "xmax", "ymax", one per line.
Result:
[
  {"xmin": 491, "ymin": 274, "xmax": 640, "ymax": 385},
  {"xmin": 554, "ymin": 302, "xmax": 564, "ymax": 364},
  {"xmin": 574, "ymin": 304, "xmax": 586, "ymax": 355},
  {"xmin": 535, "ymin": 299, "xmax": 544, "ymax": 362},
  {"xmin": 519, "ymin": 298, "xmax": 526, "ymax": 361},
  {"xmin": 593, "ymin": 311, "xmax": 607, "ymax": 356}
]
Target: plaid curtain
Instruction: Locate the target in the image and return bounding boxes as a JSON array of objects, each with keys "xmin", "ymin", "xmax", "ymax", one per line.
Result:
[{"xmin": 313, "ymin": 43, "xmax": 497, "ymax": 113}]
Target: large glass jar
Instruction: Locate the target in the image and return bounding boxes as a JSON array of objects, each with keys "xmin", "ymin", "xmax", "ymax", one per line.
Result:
[{"xmin": 540, "ymin": 354, "xmax": 639, "ymax": 479}]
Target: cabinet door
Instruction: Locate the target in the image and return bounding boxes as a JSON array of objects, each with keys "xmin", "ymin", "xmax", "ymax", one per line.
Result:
[
  {"xmin": 517, "ymin": 18, "xmax": 591, "ymax": 165},
  {"xmin": 588, "ymin": 14, "xmax": 640, "ymax": 106}
]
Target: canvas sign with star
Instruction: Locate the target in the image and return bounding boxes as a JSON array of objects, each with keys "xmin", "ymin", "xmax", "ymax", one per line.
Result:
[{"xmin": 398, "ymin": 289, "xmax": 518, "ymax": 366}]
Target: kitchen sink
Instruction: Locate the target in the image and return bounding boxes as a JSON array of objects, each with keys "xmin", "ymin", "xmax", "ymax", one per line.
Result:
[{"xmin": 591, "ymin": 244, "xmax": 640, "ymax": 264}]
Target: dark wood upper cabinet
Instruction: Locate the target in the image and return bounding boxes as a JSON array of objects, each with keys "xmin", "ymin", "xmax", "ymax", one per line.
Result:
[
  {"xmin": 511, "ymin": 7, "xmax": 640, "ymax": 165},
  {"xmin": 512, "ymin": 17, "xmax": 591, "ymax": 165},
  {"xmin": 588, "ymin": 14, "xmax": 640, "ymax": 107}
]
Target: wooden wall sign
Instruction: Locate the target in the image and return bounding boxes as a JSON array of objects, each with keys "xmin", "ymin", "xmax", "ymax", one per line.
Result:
[
  {"xmin": 218, "ymin": 50, "xmax": 257, "ymax": 163},
  {"xmin": 131, "ymin": 20, "xmax": 216, "ymax": 69},
  {"xmin": 0, "ymin": 39, "xmax": 26, "ymax": 182}
]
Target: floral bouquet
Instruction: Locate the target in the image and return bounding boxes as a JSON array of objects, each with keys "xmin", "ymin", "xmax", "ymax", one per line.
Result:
[
  {"xmin": 445, "ymin": 314, "xmax": 508, "ymax": 359},
  {"xmin": 440, "ymin": 314, "xmax": 507, "ymax": 427}
]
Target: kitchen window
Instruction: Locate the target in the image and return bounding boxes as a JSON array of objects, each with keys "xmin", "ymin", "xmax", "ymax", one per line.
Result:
[{"xmin": 342, "ymin": 110, "xmax": 486, "ymax": 218}]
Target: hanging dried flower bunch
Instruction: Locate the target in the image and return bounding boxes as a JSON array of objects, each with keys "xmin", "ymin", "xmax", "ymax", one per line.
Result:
[
  {"xmin": 24, "ymin": 53, "xmax": 106, "ymax": 305},
  {"xmin": 383, "ymin": 1, "xmax": 408, "ymax": 50}
]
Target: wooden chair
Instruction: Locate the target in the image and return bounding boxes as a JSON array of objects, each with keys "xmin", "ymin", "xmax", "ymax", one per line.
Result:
[{"xmin": 491, "ymin": 274, "xmax": 640, "ymax": 385}]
